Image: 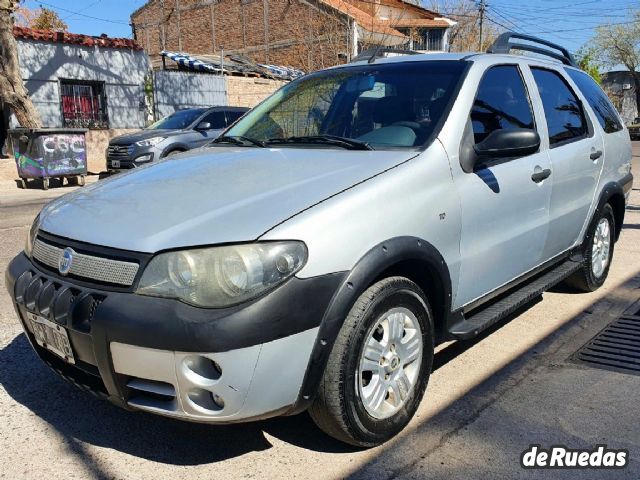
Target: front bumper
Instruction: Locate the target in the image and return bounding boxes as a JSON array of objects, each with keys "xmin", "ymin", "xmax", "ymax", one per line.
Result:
[
  {"xmin": 106, "ymin": 144, "xmax": 160, "ymax": 171},
  {"xmin": 5, "ymin": 252, "xmax": 344, "ymax": 422}
]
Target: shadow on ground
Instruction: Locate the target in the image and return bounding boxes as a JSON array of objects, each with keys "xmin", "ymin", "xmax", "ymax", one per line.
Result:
[
  {"xmin": 13, "ymin": 177, "xmax": 87, "ymax": 190},
  {"xmin": 0, "ymin": 297, "xmax": 545, "ymax": 468},
  {"xmin": 0, "ymin": 333, "xmax": 356, "ymax": 467}
]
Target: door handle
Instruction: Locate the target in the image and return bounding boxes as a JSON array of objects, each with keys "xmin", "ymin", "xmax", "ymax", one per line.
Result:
[
  {"xmin": 531, "ymin": 168, "xmax": 551, "ymax": 183},
  {"xmin": 590, "ymin": 150, "xmax": 603, "ymax": 161}
]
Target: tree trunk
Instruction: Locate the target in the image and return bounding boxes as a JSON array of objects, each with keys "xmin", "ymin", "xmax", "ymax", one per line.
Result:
[{"xmin": 0, "ymin": 4, "xmax": 42, "ymax": 129}]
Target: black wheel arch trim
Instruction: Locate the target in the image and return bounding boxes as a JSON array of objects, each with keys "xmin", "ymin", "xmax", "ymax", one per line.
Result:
[
  {"xmin": 288, "ymin": 236, "xmax": 452, "ymax": 414},
  {"xmin": 594, "ymin": 176, "xmax": 630, "ymax": 242},
  {"xmin": 161, "ymin": 144, "xmax": 189, "ymax": 157}
]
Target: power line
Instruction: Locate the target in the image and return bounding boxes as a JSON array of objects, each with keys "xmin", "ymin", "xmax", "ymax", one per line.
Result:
[
  {"xmin": 37, "ymin": 1, "xmax": 129, "ymax": 25},
  {"xmin": 528, "ymin": 18, "xmax": 640, "ymax": 34},
  {"xmin": 60, "ymin": 0, "xmax": 102, "ymax": 21}
]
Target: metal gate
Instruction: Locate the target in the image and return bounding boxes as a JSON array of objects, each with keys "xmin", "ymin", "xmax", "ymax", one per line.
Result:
[{"xmin": 153, "ymin": 70, "xmax": 227, "ymax": 120}]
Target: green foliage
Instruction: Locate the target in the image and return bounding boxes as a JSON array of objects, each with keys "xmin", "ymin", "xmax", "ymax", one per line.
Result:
[
  {"xmin": 30, "ymin": 7, "xmax": 67, "ymax": 31},
  {"xmin": 576, "ymin": 47, "xmax": 602, "ymax": 84},
  {"xmin": 590, "ymin": 10, "xmax": 640, "ymax": 72}
]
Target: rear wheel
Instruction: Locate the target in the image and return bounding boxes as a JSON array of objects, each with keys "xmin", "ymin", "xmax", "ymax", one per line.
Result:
[
  {"xmin": 565, "ymin": 203, "xmax": 615, "ymax": 292},
  {"xmin": 309, "ymin": 277, "xmax": 434, "ymax": 447}
]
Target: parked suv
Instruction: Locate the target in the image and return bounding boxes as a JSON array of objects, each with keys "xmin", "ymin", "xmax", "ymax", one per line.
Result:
[
  {"xmin": 6, "ymin": 34, "xmax": 633, "ymax": 447},
  {"xmin": 106, "ymin": 106, "xmax": 248, "ymax": 171}
]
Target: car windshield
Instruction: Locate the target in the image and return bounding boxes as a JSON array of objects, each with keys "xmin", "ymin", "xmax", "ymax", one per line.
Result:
[
  {"xmin": 148, "ymin": 108, "xmax": 208, "ymax": 130},
  {"xmin": 225, "ymin": 61, "xmax": 467, "ymax": 150}
]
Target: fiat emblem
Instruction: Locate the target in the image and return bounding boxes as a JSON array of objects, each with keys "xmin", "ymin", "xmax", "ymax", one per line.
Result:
[{"xmin": 58, "ymin": 247, "xmax": 75, "ymax": 276}]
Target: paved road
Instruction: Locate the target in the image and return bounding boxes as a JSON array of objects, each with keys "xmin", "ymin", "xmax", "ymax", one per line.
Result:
[{"xmin": 0, "ymin": 144, "xmax": 639, "ymax": 479}]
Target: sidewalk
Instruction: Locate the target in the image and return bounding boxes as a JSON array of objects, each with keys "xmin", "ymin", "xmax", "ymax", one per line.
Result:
[{"xmin": 0, "ymin": 175, "xmax": 100, "ymax": 207}]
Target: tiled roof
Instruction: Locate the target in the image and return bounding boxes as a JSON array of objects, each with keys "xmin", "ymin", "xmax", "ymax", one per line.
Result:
[
  {"xmin": 12, "ymin": 26, "xmax": 143, "ymax": 50},
  {"xmin": 385, "ymin": 18, "xmax": 453, "ymax": 28},
  {"xmin": 319, "ymin": 0, "xmax": 407, "ymax": 38},
  {"xmin": 319, "ymin": 0, "xmax": 453, "ymax": 38}
]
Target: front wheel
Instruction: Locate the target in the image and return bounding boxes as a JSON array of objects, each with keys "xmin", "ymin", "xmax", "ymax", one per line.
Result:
[
  {"xmin": 309, "ymin": 277, "xmax": 434, "ymax": 447},
  {"xmin": 565, "ymin": 203, "xmax": 615, "ymax": 292}
]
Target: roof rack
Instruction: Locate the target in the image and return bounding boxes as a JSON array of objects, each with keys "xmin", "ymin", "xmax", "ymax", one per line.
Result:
[
  {"xmin": 351, "ymin": 47, "xmax": 421, "ymax": 64},
  {"xmin": 487, "ymin": 32, "xmax": 577, "ymax": 68}
]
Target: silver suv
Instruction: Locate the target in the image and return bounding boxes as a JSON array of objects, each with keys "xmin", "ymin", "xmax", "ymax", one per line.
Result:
[{"xmin": 5, "ymin": 34, "xmax": 633, "ymax": 447}]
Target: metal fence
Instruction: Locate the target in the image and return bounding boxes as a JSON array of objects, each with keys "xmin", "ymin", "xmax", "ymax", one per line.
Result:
[{"xmin": 153, "ymin": 70, "xmax": 227, "ymax": 120}]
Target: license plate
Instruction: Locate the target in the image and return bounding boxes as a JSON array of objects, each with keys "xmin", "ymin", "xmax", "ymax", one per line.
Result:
[
  {"xmin": 27, "ymin": 312, "xmax": 75, "ymax": 364},
  {"xmin": 111, "ymin": 160, "xmax": 120, "ymax": 168}
]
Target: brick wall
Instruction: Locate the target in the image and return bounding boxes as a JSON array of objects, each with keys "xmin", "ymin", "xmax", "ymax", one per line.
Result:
[
  {"xmin": 132, "ymin": 0, "xmax": 351, "ymax": 71},
  {"xmin": 226, "ymin": 76, "xmax": 285, "ymax": 108}
]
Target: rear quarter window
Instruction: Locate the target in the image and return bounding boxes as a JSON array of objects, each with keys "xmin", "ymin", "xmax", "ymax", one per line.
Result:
[{"xmin": 565, "ymin": 68, "xmax": 623, "ymax": 134}]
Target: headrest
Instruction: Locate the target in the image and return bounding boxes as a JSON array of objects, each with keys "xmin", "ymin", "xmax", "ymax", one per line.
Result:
[{"xmin": 373, "ymin": 97, "xmax": 414, "ymax": 125}]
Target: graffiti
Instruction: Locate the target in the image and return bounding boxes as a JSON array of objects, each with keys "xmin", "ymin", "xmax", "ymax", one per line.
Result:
[
  {"xmin": 41, "ymin": 135, "xmax": 86, "ymax": 155},
  {"xmin": 12, "ymin": 133, "xmax": 87, "ymax": 178}
]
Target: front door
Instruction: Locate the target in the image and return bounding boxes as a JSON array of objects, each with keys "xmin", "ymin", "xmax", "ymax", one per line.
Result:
[
  {"xmin": 190, "ymin": 110, "xmax": 228, "ymax": 147},
  {"xmin": 453, "ymin": 64, "xmax": 552, "ymax": 309}
]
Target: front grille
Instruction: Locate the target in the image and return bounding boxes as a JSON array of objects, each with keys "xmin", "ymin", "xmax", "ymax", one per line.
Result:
[
  {"xmin": 15, "ymin": 270, "xmax": 105, "ymax": 331},
  {"xmin": 32, "ymin": 238, "xmax": 139, "ymax": 286},
  {"xmin": 107, "ymin": 144, "xmax": 132, "ymax": 160}
]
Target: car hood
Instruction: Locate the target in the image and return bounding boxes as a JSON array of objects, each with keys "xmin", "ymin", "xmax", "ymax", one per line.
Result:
[
  {"xmin": 110, "ymin": 129, "xmax": 185, "ymax": 145},
  {"xmin": 40, "ymin": 147, "xmax": 417, "ymax": 253}
]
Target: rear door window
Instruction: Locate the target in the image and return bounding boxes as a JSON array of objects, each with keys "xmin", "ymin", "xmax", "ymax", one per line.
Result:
[
  {"xmin": 471, "ymin": 65, "xmax": 535, "ymax": 144},
  {"xmin": 565, "ymin": 68, "xmax": 623, "ymax": 134},
  {"xmin": 531, "ymin": 68, "xmax": 588, "ymax": 147},
  {"xmin": 225, "ymin": 110, "xmax": 245, "ymax": 125}
]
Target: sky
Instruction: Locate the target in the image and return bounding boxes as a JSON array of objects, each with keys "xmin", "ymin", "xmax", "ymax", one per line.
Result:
[{"xmin": 19, "ymin": 0, "xmax": 640, "ymax": 59}]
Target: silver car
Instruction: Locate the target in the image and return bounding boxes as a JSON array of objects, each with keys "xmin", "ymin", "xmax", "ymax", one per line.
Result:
[{"xmin": 5, "ymin": 33, "xmax": 633, "ymax": 447}]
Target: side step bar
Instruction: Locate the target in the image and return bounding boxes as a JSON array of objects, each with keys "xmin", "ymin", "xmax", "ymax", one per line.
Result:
[{"xmin": 449, "ymin": 258, "xmax": 583, "ymax": 340}]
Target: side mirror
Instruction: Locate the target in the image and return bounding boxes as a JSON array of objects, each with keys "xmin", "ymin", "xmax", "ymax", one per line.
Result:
[
  {"xmin": 474, "ymin": 128, "xmax": 540, "ymax": 159},
  {"xmin": 195, "ymin": 121, "xmax": 212, "ymax": 131}
]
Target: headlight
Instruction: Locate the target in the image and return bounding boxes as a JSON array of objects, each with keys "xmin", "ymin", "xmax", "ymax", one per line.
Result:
[
  {"xmin": 24, "ymin": 214, "xmax": 40, "ymax": 258},
  {"xmin": 136, "ymin": 242, "xmax": 307, "ymax": 308},
  {"xmin": 135, "ymin": 136, "xmax": 165, "ymax": 147}
]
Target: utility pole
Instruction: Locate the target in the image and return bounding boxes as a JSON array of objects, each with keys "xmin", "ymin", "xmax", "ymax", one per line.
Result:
[{"xmin": 478, "ymin": 0, "xmax": 486, "ymax": 52}]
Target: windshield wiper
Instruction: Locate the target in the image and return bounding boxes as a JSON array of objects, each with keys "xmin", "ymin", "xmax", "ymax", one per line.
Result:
[
  {"xmin": 212, "ymin": 135, "xmax": 266, "ymax": 147},
  {"xmin": 266, "ymin": 135, "xmax": 373, "ymax": 151}
]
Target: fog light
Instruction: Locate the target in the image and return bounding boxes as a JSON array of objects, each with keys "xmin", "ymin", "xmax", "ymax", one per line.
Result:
[{"xmin": 135, "ymin": 153, "xmax": 152, "ymax": 163}]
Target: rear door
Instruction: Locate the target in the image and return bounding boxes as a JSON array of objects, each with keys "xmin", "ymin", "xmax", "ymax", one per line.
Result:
[
  {"xmin": 529, "ymin": 67, "xmax": 604, "ymax": 258},
  {"xmin": 454, "ymin": 64, "xmax": 552, "ymax": 307}
]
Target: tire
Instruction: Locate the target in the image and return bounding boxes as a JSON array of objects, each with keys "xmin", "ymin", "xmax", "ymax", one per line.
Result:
[
  {"xmin": 309, "ymin": 276, "xmax": 434, "ymax": 447},
  {"xmin": 78, "ymin": 175, "xmax": 86, "ymax": 187},
  {"xmin": 565, "ymin": 203, "xmax": 615, "ymax": 292},
  {"xmin": 164, "ymin": 150, "xmax": 184, "ymax": 157}
]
